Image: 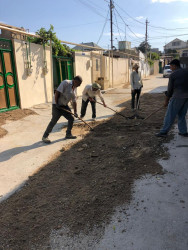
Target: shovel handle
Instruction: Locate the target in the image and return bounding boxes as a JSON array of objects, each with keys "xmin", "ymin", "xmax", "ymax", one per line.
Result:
[
  {"xmin": 95, "ymin": 100, "xmax": 129, "ymax": 119},
  {"xmin": 60, "ymin": 107, "xmax": 94, "ymax": 131},
  {"xmin": 142, "ymin": 106, "xmax": 164, "ymax": 122}
]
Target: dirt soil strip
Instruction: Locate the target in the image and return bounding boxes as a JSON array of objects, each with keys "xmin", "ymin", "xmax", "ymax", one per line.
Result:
[
  {"xmin": 0, "ymin": 93, "xmax": 173, "ymax": 249},
  {"xmin": 0, "ymin": 109, "xmax": 37, "ymax": 138}
]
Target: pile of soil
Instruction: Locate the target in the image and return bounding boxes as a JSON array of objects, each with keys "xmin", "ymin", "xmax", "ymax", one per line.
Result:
[
  {"xmin": 0, "ymin": 109, "xmax": 37, "ymax": 138},
  {"xmin": 0, "ymin": 93, "xmax": 172, "ymax": 249}
]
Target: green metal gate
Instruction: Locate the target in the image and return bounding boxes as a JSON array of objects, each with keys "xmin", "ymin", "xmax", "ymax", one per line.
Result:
[
  {"xmin": 159, "ymin": 61, "xmax": 163, "ymax": 73},
  {"xmin": 0, "ymin": 38, "xmax": 19, "ymax": 112},
  {"xmin": 53, "ymin": 56, "xmax": 74, "ymax": 89}
]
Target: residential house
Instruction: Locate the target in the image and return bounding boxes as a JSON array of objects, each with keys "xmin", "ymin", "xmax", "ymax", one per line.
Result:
[
  {"xmin": 177, "ymin": 48, "xmax": 188, "ymax": 68},
  {"xmin": 164, "ymin": 38, "xmax": 188, "ymax": 52},
  {"xmin": 72, "ymin": 42, "xmax": 103, "ymax": 52}
]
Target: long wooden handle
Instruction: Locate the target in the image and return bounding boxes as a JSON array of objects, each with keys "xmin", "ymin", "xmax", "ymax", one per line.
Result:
[
  {"xmin": 60, "ymin": 107, "xmax": 94, "ymax": 131},
  {"xmin": 95, "ymin": 100, "xmax": 129, "ymax": 119},
  {"xmin": 142, "ymin": 106, "xmax": 164, "ymax": 122}
]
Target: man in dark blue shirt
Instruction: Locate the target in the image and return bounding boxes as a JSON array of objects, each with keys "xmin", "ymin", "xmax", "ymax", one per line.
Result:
[{"xmin": 156, "ymin": 59, "xmax": 188, "ymax": 137}]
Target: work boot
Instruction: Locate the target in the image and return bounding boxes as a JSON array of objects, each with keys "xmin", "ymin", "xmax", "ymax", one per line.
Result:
[
  {"xmin": 178, "ymin": 133, "xmax": 188, "ymax": 137},
  {"xmin": 42, "ymin": 136, "xmax": 51, "ymax": 143},
  {"xmin": 65, "ymin": 134, "xmax": 77, "ymax": 139},
  {"xmin": 155, "ymin": 132, "xmax": 167, "ymax": 138}
]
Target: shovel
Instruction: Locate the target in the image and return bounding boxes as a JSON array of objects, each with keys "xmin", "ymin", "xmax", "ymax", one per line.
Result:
[
  {"xmin": 94, "ymin": 100, "xmax": 130, "ymax": 119},
  {"xmin": 60, "ymin": 107, "xmax": 94, "ymax": 131}
]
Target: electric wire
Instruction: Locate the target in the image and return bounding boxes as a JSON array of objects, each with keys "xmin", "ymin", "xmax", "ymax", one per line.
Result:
[
  {"xmin": 97, "ymin": 9, "xmax": 110, "ymax": 44},
  {"xmin": 115, "ymin": 2, "xmax": 145, "ymax": 26},
  {"xmin": 114, "ymin": 10, "xmax": 123, "ymax": 41},
  {"xmin": 115, "ymin": 1, "xmax": 188, "ymax": 31},
  {"xmin": 74, "ymin": 0, "xmax": 106, "ymax": 18},
  {"xmin": 148, "ymin": 33, "xmax": 188, "ymax": 40}
]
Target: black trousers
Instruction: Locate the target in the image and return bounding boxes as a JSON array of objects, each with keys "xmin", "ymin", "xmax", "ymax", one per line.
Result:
[
  {"xmin": 131, "ymin": 89, "xmax": 141, "ymax": 109},
  {"xmin": 43, "ymin": 104, "xmax": 74, "ymax": 138},
  {"xmin": 81, "ymin": 97, "xmax": 96, "ymax": 118}
]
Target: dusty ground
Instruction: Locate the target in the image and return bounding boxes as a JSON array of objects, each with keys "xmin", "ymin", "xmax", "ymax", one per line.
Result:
[
  {"xmin": 0, "ymin": 109, "xmax": 37, "ymax": 138},
  {"xmin": 0, "ymin": 93, "xmax": 173, "ymax": 249}
]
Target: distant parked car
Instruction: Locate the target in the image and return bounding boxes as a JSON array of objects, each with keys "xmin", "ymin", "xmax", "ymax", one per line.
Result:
[{"xmin": 163, "ymin": 65, "xmax": 172, "ymax": 78}]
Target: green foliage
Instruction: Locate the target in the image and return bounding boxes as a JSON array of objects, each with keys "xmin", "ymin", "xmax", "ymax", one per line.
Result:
[
  {"xmin": 147, "ymin": 52, "xmax": 160, "ymax": 66},
  {"xmin": 29, "ymin": 25, "xmax": 73, "ymax": 57},
  {"xmin": 137, "ymin": 41, "xmax": 151, "ymax": 54},
  {"xmin": 149, "ymin": 52, "xmax": 160, "ymax": 60},
  {"xmin": 147, "ymin": 58, "xmax": 154, "ymax": 66}
]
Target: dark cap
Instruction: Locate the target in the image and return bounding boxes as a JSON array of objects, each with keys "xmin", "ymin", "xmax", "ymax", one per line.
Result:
[
  {"xmin": 74, "ymin": 75, "xmax": 83, "ymax": 83},
  {"xmin": 170, "ymin": 59, "xmax": 180, "ymax": 67}
]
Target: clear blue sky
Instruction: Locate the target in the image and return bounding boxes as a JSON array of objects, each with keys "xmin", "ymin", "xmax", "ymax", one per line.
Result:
[{"xmin": 0, "ymin": 0, "xmax": 188, "ymax": 52}]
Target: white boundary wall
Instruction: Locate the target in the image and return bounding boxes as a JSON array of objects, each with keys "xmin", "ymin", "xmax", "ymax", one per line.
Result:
[
  {"xmin": 74, "ymin": 51, "xmax": 150, "ymax": 94},
  {"xmin": 13, "ymin": 39, "xmax": 53, "ymax": 108},
  {"xmin": 74, "ymin": 52, "xmax": 92, "ymax": 96}
]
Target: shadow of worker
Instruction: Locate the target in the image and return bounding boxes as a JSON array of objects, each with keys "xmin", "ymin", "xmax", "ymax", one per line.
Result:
[{"xmin": 0, "ymin": 138, "xmax": 64, "ymax": 163}]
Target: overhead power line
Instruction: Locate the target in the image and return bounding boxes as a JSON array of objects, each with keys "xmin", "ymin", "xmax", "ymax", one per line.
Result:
[
  {"xmin": 115, "ymin": 2, "xmax": 145, "ymax": 26},
  {"xmin": 148, "ymin": 24, "xmax": 188, "ymax": 31},
  {"xmin": 114, "ymin": 8, "xmax": 144, "ymax": 41},
  {"xmin": 75, "ymin": 0, "xmax": 106, "ymax": 18},
  {"xmin": 114, "ymin": 1, "xmax": 188, "ymax": 31},
  {"xmin": 114, "ymin": 9, "xmax": 123, "ymax": 41},
  {"xmin": 148, "ymin": 33, "xmax": 188, "ymax": 40},
  {"xmin": 97, "ymin": 10, "xmax": 109, "ymax": 44}
]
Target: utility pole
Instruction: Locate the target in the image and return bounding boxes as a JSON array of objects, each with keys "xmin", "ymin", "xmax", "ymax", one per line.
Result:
[
  {"xmin": 145, "ymin": 19, "xmax": 149, "ymax": 60},
  {"xmin": 124, "ymin": 25, "xmax": 127, "ymax": 42},
  {"xmin": 145, "ymin": 18, "xmax": 149, "ymax": 77},
  {"xmin": 110, "ymin": 0, "xmax": 114, "ymax": 87},
  {"xmin": 110, "ymin": 0, "xmax": 113, "ymax": 51}
]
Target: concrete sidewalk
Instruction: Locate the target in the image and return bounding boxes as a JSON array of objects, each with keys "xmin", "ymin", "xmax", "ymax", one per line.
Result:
[{"xmin": 0, "ymin": 74, "xmax": 186, "ymax": 203}]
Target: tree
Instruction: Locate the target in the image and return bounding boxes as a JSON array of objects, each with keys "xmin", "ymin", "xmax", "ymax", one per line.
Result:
[
  {"xmin": 147, "ymin": 52, "xmax": 160, "ymax": 66},
  {"xmin": 30, "ymin": 25, "xmax": 73, "ymax": 57},
  {"xmin": 149, "ymin": 52, "xmax": 160, "ymax": 60},
  {"xmin": 137, "ymin": 41, "xmax": 151, "ymax": 54}
]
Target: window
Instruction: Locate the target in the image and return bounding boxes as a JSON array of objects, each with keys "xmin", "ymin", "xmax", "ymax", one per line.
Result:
[
  {"xmin": 96, "ymin": 59, "xmax": 99, "ymax": 71},
  {"xmin": 172, "ymin": 41, "xmax": 180, "ymax": 46},
  {"xmin": 182, "ymin": 50, "xmax": 188, "ymax": 57}
]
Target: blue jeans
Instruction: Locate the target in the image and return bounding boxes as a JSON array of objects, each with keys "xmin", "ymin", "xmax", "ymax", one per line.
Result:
[{"xmin": 160, "ymin": 98, "xmax": 188, "ymax": 134}]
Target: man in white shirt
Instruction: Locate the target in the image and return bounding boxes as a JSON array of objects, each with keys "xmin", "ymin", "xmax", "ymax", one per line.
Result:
[
  {"xmin": 80, "ymin": 83, "xmax": 106, "ymax": 121},
  {"xmin": 42, "ymin": 75, "xmax": 82, "ymax": 143},
  {"xmin": 130, "ymin": 64, "xmax": 143, "ymax": 110}
]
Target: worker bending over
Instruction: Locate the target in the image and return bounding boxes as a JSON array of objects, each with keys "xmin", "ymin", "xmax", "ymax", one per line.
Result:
[{"xmin": 80, "ymin": 83, "xmax": 106, "ymax": 121}]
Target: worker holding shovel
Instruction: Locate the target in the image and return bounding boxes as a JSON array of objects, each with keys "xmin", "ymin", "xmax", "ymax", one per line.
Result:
[
  {"xmin": 130, "ymin": 63, "xmax": 143, "ymax": 110},
  {"xmin": 80, "ymin": 83, "xmax": 107, "ymax": 121},
  {"xmin": 42, "ymin": 76, "xmax": 82, "ymax": 143}
]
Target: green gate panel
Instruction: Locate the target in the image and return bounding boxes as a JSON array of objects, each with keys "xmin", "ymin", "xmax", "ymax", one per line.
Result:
[
  {"xmin": 0, "ymin": 38, "xmax": 19, "ymax": 113},
  {"xmin": 159, "ymin": 61, "xmax": 163, "ymax": 73},
  {"xmin": 53, "ymin": 56, "xmax": 74, "ymax": 89},
  {"xmin": 67, "ymin": 60, "xmax": 74, "ymax": 80}
]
